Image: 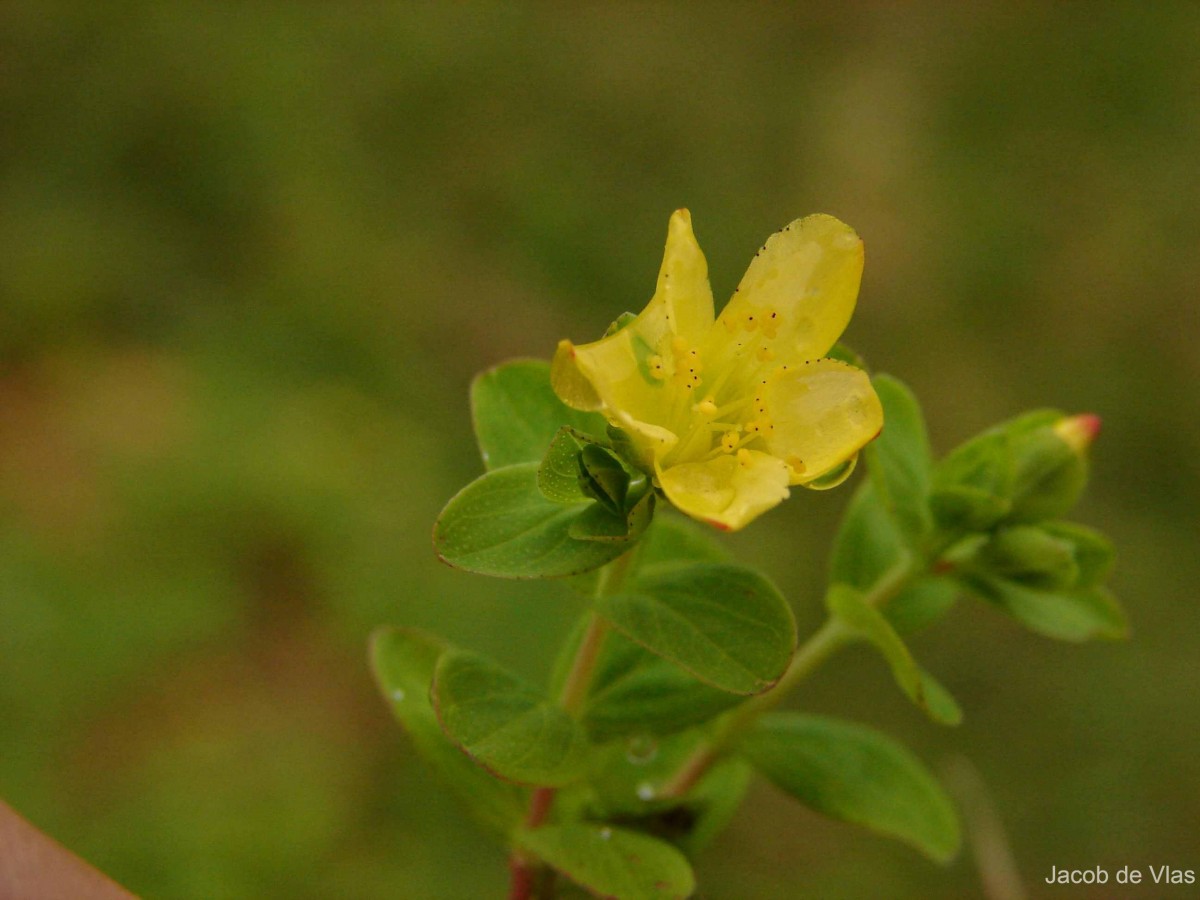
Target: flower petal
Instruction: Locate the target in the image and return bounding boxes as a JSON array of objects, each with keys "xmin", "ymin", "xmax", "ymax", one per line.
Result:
[
  {"xmin": 550, "ymin": 210, "xmax": 714, "ymax": 464},
  {"xmin": 550, "ymin": 340, "xmax": 678, "ymax": 465},
  {"xmin": 762, "ymin": 359, "xmax": 883, "ymax": 486},
  {"xmin": 654, "ymin": 209, "xmax": 715, "ymax": 345},
  {"xmin": 716, "ymin": 214, "xmax": 864, "ymax": 362},
  {"xmin": 657, "ymin": 450, "xmax": 791, "ymax": 532}
]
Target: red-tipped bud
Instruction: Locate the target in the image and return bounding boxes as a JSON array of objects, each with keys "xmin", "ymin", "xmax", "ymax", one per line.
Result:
[{"xmin": 1054, "ymin": 413, "xmax": 1102, "ymax": 456}]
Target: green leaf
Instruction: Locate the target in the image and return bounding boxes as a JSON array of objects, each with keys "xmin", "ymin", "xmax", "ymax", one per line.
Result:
[
  {"xmin": 368, "ymin": 628, "xmax": 525, "ymax": 833},
  {"xmin": 885, "ymin": 578, "xmax": 959, "ymax": 634},
  {"xmin": 826, "ymin": 585, "xmax": 961, "ymax": 726},
  {"xmin": 579, "ymin": 442, "xmax": 636, "ymax": 513},
  {"xmin": 831, "ymin": 482, "xmax": 904, "ymax": 592},
  {"xmin": 578, "ymin": 628, "xmax": 742, "ymax": 741},
  {"xmin": 538, "ymin": 427, "xmax": 592, "ymax": 503},
  {"xmin": 584, "ymin": 642, "xmax": 743, "ymax": 741},
  {"xmin": 915, "ymin": 670, "xmax": 963, "ymax": 728},
  {"xmin": 471, "ymin": 359, "xmax": 608, "ymax": 470},
  {"xmin": 741, "ymin": 712, "xmax": 961, "ymax": 863},
  {"xmin": 569, "ymin": 492, "xmax": 655, "ymax": 544},
  {"xmin": 960, "ymin": 574, "xmax": 1128, "ymax": 642},
  {"xmin": 434, "ymin": 463, "xmax": 630, "ymax": 578},
  {"xmin": 515, "ymin": 824, "xmax": 695, "ymax": 900},
  {"xmin": 867, "ymin": 375, "xmax": 933, "ymax": 541},
  {"xmin": 431, "ymin": 649, "xmax": 590, "ymax": 787},
  {"xmin": 597, "ymin": 563, "xmax": 796, "ymax": 695}
]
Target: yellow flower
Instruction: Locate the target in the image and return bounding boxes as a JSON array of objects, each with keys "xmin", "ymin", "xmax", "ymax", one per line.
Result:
[{"xmin": 552, "ymin": 210, "xmax": 883, "ymax": 531}]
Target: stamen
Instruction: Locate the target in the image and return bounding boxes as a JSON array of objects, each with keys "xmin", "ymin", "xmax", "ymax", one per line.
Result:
[
  {"xmin": 648, "ymin": 355, "xmax": 666, "ymax": 380},
  {"xmin": 737, "ymin": 448, "xmax": 753, "ymax": 467}
]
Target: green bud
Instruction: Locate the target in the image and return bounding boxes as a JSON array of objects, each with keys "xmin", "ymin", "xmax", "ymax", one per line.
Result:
[
  {"xmin": 929, "ymin": 429, "xmax": 1014, "ymax": 532},
  {"xmin": 1006, "ymin": 414, "xmax": 1098, "ymax": 523},
  {"xmin": 976, "ymin": 525, "xmax": 1080, "ymax": 590},
  {"xmin": 606, "ymin": 425, "xmax": 646, "ymax": 473},
  {"xmin": 578, "ymin": 443, "xmax": 649, "ymax": 515},
  {"xmin": 930, "ymin": 411, "xmax": 1099, "ymax": 534}
]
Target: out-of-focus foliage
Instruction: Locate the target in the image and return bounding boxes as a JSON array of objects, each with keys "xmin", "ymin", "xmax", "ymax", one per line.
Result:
[{"xmin": 0, "ymin": 3, "xmax": 1196, "ymax": 897}]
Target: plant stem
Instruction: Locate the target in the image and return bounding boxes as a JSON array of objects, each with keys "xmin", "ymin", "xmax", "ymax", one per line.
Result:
[
  {"xmin": 657, "ymin": 555, "xmax": 919, "ymax": 800},
  {"xmin": 508, "ymin": 548, "xmax": 637, "ymax": 900},
  {"xmin": 558, "ymin": 614, "xmax": 610, "ymax": 715}
]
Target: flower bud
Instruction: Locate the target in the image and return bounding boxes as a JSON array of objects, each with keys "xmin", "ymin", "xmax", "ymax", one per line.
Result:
[
  {"xmin": 1005, "ymin": 412, "xmax": 1097, "ymax": 523},
  {"xmin": 976, "ymin": 524, "xmax": 1080, "ymax": 590},
  {"xmin": 930, "ymin": 411, "xmax": 1100, "ymax": 534},
  {"xmin": 1053, "ymin": 413, "xmax": 1101, "ymax": 456}
]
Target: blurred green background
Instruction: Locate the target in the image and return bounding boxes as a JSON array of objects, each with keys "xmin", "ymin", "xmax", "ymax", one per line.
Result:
[{"xmin": 2, "ymin": 3, "xmax": 1197, "ymax": 898}]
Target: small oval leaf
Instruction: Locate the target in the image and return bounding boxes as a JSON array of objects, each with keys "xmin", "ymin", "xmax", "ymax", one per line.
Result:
[
  {"xmin": 867, "ymin": 374, "xmax": 933, "ymax": 541},
  {"xmin": 597, "ymin": 562, "xmax": 796, "ymax": 695},
  {"xmin": 515, "ymin": 824, "xmax": 695, "ymax": 900},
  {"xmin": 537, "ymin": 427, "xmax": 591, "ymax": 503},
  {"xmin": 582, "ymin": 630, "xmax": 743, "ymax": 741},
  {"xmin": 960, "ymin": 574, "xmax": 1128, "ymax": 642},
  {"xmin": 434, "ymin": 463, "xmax": 629, "ymax": 578},
  {"xmin": 432, "ymin": 649, "xmax": 590, "ymax": 787},
  {"xmin": 471, "ymin": 359, "xmax": 608, "ymax": 470},
  {"xmin": 368, "ymin": 628, "xmax": 525, "ymax": 833},
  {"xmin": 826, "ymin": 584, "xmax": 961, "ymax": 726},
  {"xmin": 741, "ymin": 712, "xmax": 961, "ymax": 863}
]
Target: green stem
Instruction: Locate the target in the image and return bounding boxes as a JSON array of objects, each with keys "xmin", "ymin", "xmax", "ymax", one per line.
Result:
[
  {"xmin": 657, "ymin": 554, "xmax": 920, "ymax": 800},
  {"xmin": 558, "ymin": 614, "xmax": 611, "ymax": 715},
  {"xmin": 508, "ymin": 548, "xmax": 638, "ymax": 900}
]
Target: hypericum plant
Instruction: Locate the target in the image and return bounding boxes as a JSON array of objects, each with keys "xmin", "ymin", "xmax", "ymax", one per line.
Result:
[{"xmin": 370, "ymin": 212, "xmax": 1124, "ymax": 900}]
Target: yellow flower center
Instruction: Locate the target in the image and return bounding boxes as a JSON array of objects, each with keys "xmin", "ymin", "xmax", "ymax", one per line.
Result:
[{"xmin": 653, "ymin": 305, "xmax": 798, "ymax": 471}]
